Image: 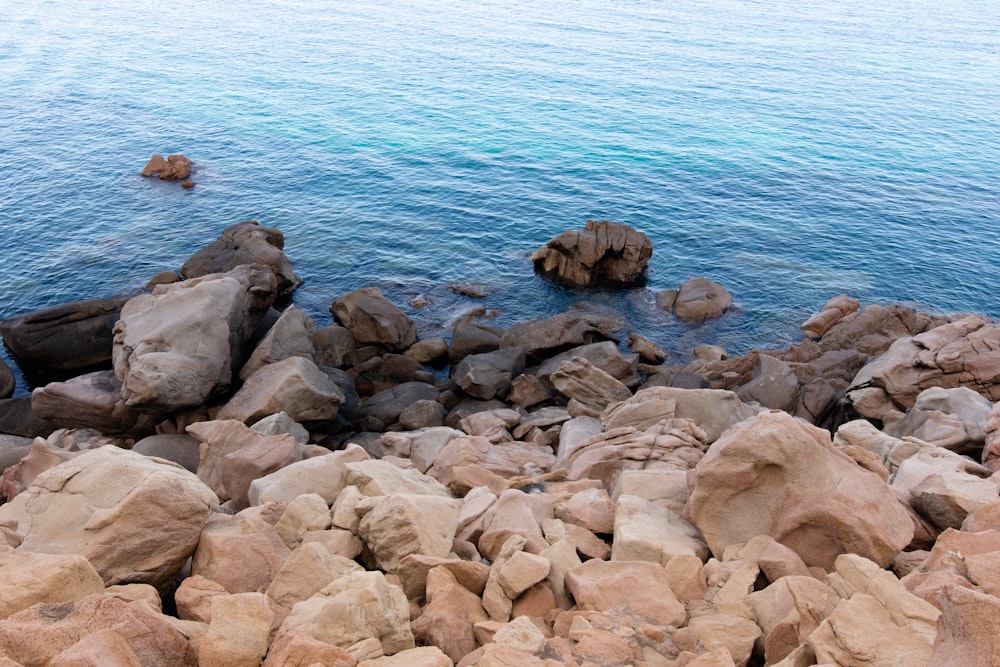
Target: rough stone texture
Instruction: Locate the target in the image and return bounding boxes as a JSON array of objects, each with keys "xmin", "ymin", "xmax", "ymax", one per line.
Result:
[
  {"xmin": 453, "ymin": 347, "xmax": 525, "ymax": 400},
  {"xmin": 800, "ymin": 295, "xmax": 861, "ymax": 339},
  {"xmin": 747, "ymin": 574, "xmax": 835, "ymax": 665},
  {"xmin": 181, "ymin": 220, "xmax": 302, "ymax": 299},
  {"xmin": 262, "ymin": 628, "xmax": 357, "ymax": 667},
  {"xmin": 602, "ymin": 386, "xmax": 759, "ymax": 444},
  {"xmin": 345, "ymin": 459, "xmax": 453, "ymax": 497},
  {"xmin": 131, "ymin": 433, "xmax": 201, "ymax": 472},
  {"xmin": 0, "ymin": 446, "xmax": 217, "ymax": 587},
  {"xmin": 0, "ymin": 594, "xmax": 196, "ymax": 666},
  {"xmin": 141, "ymin": 152, "xmax": 193, "ymax": 180},
  {"xmin": 564, "ymin": 559, "xmax": 687, "ymax": 627},
  {"xmin": 550, "ymin": 357, "xmax": 633, "ymax": 415},
  {"xmin": 536, "ymin": 341, "xmax": 639, "ymax": 387},
  {"xmin": 530, "ymin": 220, "xmax": 652, "ymax": 288},
  {"xmin": 31, "ymin": 370, "xmax": 163, "ymax": 436},
  {"xmin": 883, "ymin": 385, "xmax": 994, "ymax": 453},
  {"xmin": 112, "ymin": 264, "xmax": 277, "ymax": 411},
  {"xmin": 0, "ymin": 360, "xmax": 14, "ymax": 400},
  {"xmin": 330, "ymin": 288, "xmax": 417, "ymax": 353},
  {"xmin": 500, "ymin": 312, "xmax": 619, "ymax": 365},
  {"xmin": 410, "ymin": 566, "xmax": 488, "ymax": 662},
  {"xmin": 274, "ymin": 493, "xmax": 332, "ymax": 549},
  {"xmin": 278, "ymin": 570, "xmax": 415, "ymax": 656},
  {"xmin": 240, "ymin": 304, "xmax": 316, "ymax": 379},
  {"xmin": 687, "ymin": 411, "xmax": 914, "ymax": 570},
  {"xmin": 673, "ymin": 613, "xmax": 762, "ymax": 667},
  {"xmin": 612, "ymin": 494, "xmax": 709, "ymax": 564},
  {"xmin": 985, "ymin": 401, "xmax": 1000, "ymax": 471},
  {"xmin": 735, "ymin": 354, "xmax": 799, "ymax": 412},
  {"xmin": 559, "ymin": 418, "xmax": 708, "ymax": 491},
  {"xmin": 846, "ymin": 315, "xmax": 1000, "ymax": 420},
  {"xmin": 217, "ymin": 356, "xmax": 345, "ymax": 425},
  {"xmin": 1, "ymin": 429, "xmax": 113, "ymax": 502},
  {"xmin": 358, "ymin": 494, "xmax": 462, "ymax": 572},
  {"xmin": 198, "ymin": 592, "xmax": 275, "ymax": 667},
  {"xmin": 928, "ymin": 584, "xmax": 1000, "ymax": 667},
  {"xmin": 671, "ymin": 277, "xmax": 733, "ymax": 322},
  {"xmin": 191, "ymin": 507, "xmax": 291, "ymax": 594},
  {"xmin": 0, "ymin": 297, "xmax": 126, "ymax": 374},
  {"xmin": 0, "ymin": 552, "xmax": 105, "ymax": 620},
  {"xmin": 246, "ymin": 444, "xmax": 370, "ymax": 506},
  {"xmin": 428, "ymin": 435, "xmax": 555, "ymax": 497},
  {"xmin": 360, "ymin": 381, "xmax": 441, "ymax": 425}
]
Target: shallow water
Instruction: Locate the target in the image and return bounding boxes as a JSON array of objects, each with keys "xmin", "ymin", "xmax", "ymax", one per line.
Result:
[{"xmin": 2, "ymin": 0, "xmax": 998, "ymax": 395}]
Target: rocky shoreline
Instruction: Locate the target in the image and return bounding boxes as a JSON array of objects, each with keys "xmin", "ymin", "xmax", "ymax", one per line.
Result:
[{"xmin": 0, "ymin": 220, "xmax": 998, "ymax": 666}]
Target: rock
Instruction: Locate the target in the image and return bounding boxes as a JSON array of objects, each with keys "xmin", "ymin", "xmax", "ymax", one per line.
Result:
[
  {"xmin": 672, "ymin": 613, "xmax": 761, "ymax": 667},
  {"xmin": 250, "ymin": 410, "xmax": 311, "ymax": 444},
  {"xmin": 530, "ymin": 220, "xmax": 652, "ymax": 288},
  {"xmin": 928, "ymin": 584, "xmax": 1000, "ymax": 667},
  {"xmin": 410, "ymin": 566, "xmax": 488, "ymax": 662},
  {"xmin": 0, "ymin": 360, "xmax": 13, "ymax": 400},
  {"xmin": 628, "ymin": 332, "xmax": 667, "ymax": 364},
  {"xmin": 331, "ymin": 288, "xmax": 417, "ymax": 353},
  {"xmin": 559, "ymin": 418, "xmax": 708, "ymax": 491},
  {"xmin": 0, "ymin": 397, "xmax": 57, "ymax": 439},
  {"xmin": 536, "ymin": 341, "xmax": 639, "ymax": 387},
  {"xmin": 509, "ymin": 374, "xmax": 553, "ymax": 410},
  {"xmin": 142, "ymin": 152, "xmax": 193, "ymax": 180},
  {"xmin": 345, "ymin": 459, "xmax": 453, "ymax": 497},
  {"xmin": 358, "ymin": 494, "xmax": 462, "ymax": 572},
  {"xmin": 497, "ymin": 551, "xmax": 551, "ymax": 599},
  {"xmin": 612, "ymin": 468, "xmax": 691, "ymax": 515},
  {"xmin": 611, "ymin": 494, "xmax": 709, "ymax": 564},
  {"xmin": 30, "ymin": 370, "xmax": 162, "ymax": 436},
  {"xmin": 564, "ymin": 559, "xmax": 687, "ymax": 627},
  {"xmin": 181, "ymin": 220, "xmax": 302, "ymax": 299},
  {"xmin": 0, "ymin": 593, "xmax": 196, "ymax": 666},
  {"xmin": 274, "ymin": 493, "xmax": 332, "ymax": 549},
  {"xmin": 198, "ymin": 592, "xmax": 275, "ymax": 667},
  {"xmin": 380, "ymin": 427, "xmax": 463, "ymax": 474},
  {"xmin": 261, "ymin": 628, "xmax": 357, "ymax": 667},
  {"xmin": 500, "ymin": 312, "xmax": 619, "ymax": 365},
  {"xmin": 846, "ymin": 315, "xmax": 1000, "ymax": 420},
  {"xmin": 747, "ymin": 575, "xmax": 836, "ymax": 665},
  {"xmin": 549, "ymin": 357, "xmax": 633, "ymax": 415},
  {"xmin": 278, "ymin": 570, "xmax": 415, "ymax": 656},
  {"xmin": 358, "ymin": 646, "xmax": 453, "ymax": 667},
  {"xmin": 217, "ymin": 356, "xmax": 345, "ymax": 425},
  {"xmin": 686, "ymin": 411, "xmax": 914, "ymax": 570},
  {"xmin": 113, "ymin": 264, "xmax": 277, "ymax": 411},
  {"xmin": 985, "ymin": 402, "xmax": 1000, "ymax": 471},
  {"xmin": 735, "ymin": 354, "xmax": 798, "ymax": 412},
  {"xmin": 240, "ymin": 304, "xmax": 315, "ymax": 379},
  {"xmin": 0, "ymin": 296, "xmax": 126, "ymax": 374},
  {"xmin": 449, "ymin": 321, "xmax": 503, "ymax": 365},
  {"xmin": 188, "ymin": 419, "xmax": 306, "ymax": 510},
  {"xmin": 405, "ymin": 337, "xmax": 449, "ymax": 367},
  {"xmin": 398, "ymin": 400, "xmax": 447, "ymax": 431},
  {"xmin": 883, "ymin": 386, "xmax": 993, "ymax": 453},
  {"xmin": 191, "ymin": 507, "xmax": 291, "ymax": 594},
  {"xmin": 313, "ymin": 324, "xmax": 358, "ymax": 369},
  {"xmin": 131, "ymin": 433, "xmax": 201, "ymax": 472},
  {"xmin": 0, "ymin": 552, "xmax": 105, "ymax": 620},
  {"xmin": 428, "ymin": 435, "xmax": 555, "ymax": 497},
  {"xmin": 453, "ymin": 347, "xmax": 526, "ymax": 401},
  {"xmin": 671, "ymin": 277, "xmax": 733, "ymax": 322},
  {"xmin": 0, "ymin": 446, "xmax": 217, "ymax": 587},
  {"xmin": 246, "ymin": 444, "xmax": 370, "ymax": 506},
  {"xmin": 602, "ymin": 386, "xmax": 759, "ymax": 444},
  {"xmin": 478, "ymin": 490, "xmax": 553, "ymax": 561},
  {"xmin": 360, "ymin": 381, "xmax": 440, "ymax": 425},
  {"xmin": 800, "ymin": 295, "xmax": 861, "ymax": 339},
  {"xmin": 555, "ymin": 487, "xmax": 615, "ymax": 534},
  {"xmin": 0, "ymin": 429, "xmax": 106, "ymax": 501},
  {"xmin": 267, "ymin": 542, "xmax": 363, "ymax": 612}
]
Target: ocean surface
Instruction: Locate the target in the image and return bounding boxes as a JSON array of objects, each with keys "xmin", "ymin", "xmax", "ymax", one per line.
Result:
[{"xmin": 2, "ymin": 0, "xmax": 998, "ymax": 396}]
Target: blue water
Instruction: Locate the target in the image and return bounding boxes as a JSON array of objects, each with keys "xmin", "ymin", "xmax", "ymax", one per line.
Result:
[{"xmin": 2, "ymin": 0, "xmax": 999, "ymax": 396}]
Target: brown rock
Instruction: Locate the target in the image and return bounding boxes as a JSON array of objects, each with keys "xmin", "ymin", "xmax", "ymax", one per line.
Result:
[
  {"xmin": 198, "ymin": 592, "xmax": 275, "ymax": 667},
  {"xmin": 191, "ymin": 507, "xmax": 291, "ymax": 594},
  {"xmin": 330, "ymin": 288, "xmax": 417, "ymax": 353},
  {"xmin": 673, "ymin": 613, "xmax": 761, "ymax": 667},
  {"xmin": 530, "ymin": 220, "xmax": 652, "ymax": 288},
  {"xmin": 217, "ymin": 356, "xmax": 345, "ymax": 425},
  {"xmin": 800, "ymin": 295, "xmax": 861, "ymax": 339},
  {"xmin": 0, "ymin": 552, "xmax": 105, "ymax": 621},
  {"xmin": 411, "ymin": 566, "xmax": 488, "ymax": 662},
  {"xmin": 686, "ymin": 411, "xmax": 913, "ymax": 570},
  {"xmin": 673, "ymin": 277, "xmax": 733, "ymax": 322},
  {"xmin": 246, "ymin": 443, "xmax": 370, "ymax": 506},
  {"xmin": 358, "ymin": 494, "xmax": 462, "ymax": 572},
  {"xmin": 564, "ymin": 559, "xmax": 686, "ymax": 627},
  {"xmin": 929, "ymin": 585, "xmax": 1000, "ymax": 667},
  {"xmin": 262, "ymin": 628, "xmax": 357, "ymax": 667}
]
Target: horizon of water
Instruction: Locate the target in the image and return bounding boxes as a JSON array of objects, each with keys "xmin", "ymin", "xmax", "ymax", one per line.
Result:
[{"xmin": 2, "ymin": 0, "xmax": 998, "ymax": 396}]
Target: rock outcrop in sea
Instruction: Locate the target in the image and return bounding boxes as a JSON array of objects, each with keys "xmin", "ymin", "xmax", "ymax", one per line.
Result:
[{"xmin": 0, "ymin": 220, "xmax": 998, "ymax": 666}]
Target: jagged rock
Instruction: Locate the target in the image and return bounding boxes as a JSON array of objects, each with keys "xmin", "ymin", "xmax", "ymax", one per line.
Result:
[
  {"xmin": 411, "ymin": 566, "xmax": 488, "ymax": 662},
  {"xmin": 611, "ymin": 494, "xmax": 708, "ymax": 563},
  {"xmin": 564, "ymin": 559, "xmax": 687, "ymax": 627},
  {"xmin": 627, "ymin": 332, "xmax": 666, "ymax": 364},
  {"xmin": 846, "ymin": 315, "xmax": 1000, "ymax": 420},
  {"xmin": 673, "ymin": 613, "xmax": 761, "ymax": 667},
  {"xmin": 113, "ymin": 264, "xmax": 277, "ymax": 411},
  {"xmin": 747, "ymin": 575, "xmax": 836, "ymax": 665},
  {"xmin": 536, "ymin": 340, "xmax": 639, "ymax": 387},
  {"xmin": 453, "ymin": 347, "xmax": 525, "ymax": 400},
  {"xmin": 262, "ymin": 628, "xmax": 356, "ymax": 667},
  {"xmin": 217, "ymin": 356, "xmax": 344, "ymax": 425},
  {"xmin": 358, "ymin": 494, "xmax": 462, "ymax": 572},
  {"xmin": 274, "ymin": 493, "xmax": 332, "ymax": 549},
  {"xmin": 240, "ymin": 304, "xmax": 315, "ymax": 379},
  {"xmin": 549, "ymin": 357, "xmax": 632, "ymax": 415},
  {"xmin": 30, "ymin": 370, "xmax": 162, "ymax": 436},
  {"xmin": 530, "ymin": 220, "xmax": 652, "ymax": 288},
  {"xmin": 142, "ymin": 152, "xmax": 193, "ymax": 181},
  {"xmin": 883, "ymin": 386, "xmax": 993, "ymax": 453},
  {"xmin": 0, "ymin": 296, "xmax": 126, "ymax": 374},
  {"xmin": 192, "ymin": 505, "xmax": 291, "ymax": 594},
  {"xmin": 0, "ymin": 446, "xmax": 218, "ymax": 587},
  {"xmin": 330, "ymin": 288, "xmax": 417, "ymax": 353},
  {"xmin": 687, "ymin": 411, "xmax": 914, "ymax": 570},
  {"xmin": 801, "ymin": 295, "xmax": 861, "ymax": 339},
  {"xmin": 0, "ymin": 429, "xmax": 114, "ymax": 501},
  {"xmin": 246, "ymin": 444, "xmax": 370, "ymax": 506},
  {"xmin": 181, "ymin": 220, "xmax": 302, "ymax": 299},
  {"xmin": 345, "ymin": 459, "xmax": 453, "ymax": 498}
]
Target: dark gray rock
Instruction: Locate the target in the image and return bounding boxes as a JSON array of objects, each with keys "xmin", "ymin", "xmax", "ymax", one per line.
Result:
[
  {"xmin": 453, "ymin": 346, "xmax": 526, "ymax": 401},
  {"xmin": 132, "ymin": 434, "xmax": 201, "ymax": 473},
  {"xmin": 449, "ymin": 321, "xmax": 503, "ymax": 365},
  {"xmin": 359, "ymin": 381, "xmax": 440, "ymax": 425}
]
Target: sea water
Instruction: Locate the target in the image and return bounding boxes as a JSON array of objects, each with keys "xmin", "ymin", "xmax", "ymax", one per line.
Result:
[{"xmin": 1, "ymin": 0, "xmax": 998, "ymax": 395}]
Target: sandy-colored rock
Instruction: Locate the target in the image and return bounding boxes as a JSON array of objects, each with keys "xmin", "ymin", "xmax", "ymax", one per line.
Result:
[
  {"xmin": 673, "ymin": 613, "xmax": 761, "ymax": 667},
  {"xmin": 198, "ymin": 592, "xmax": 275, "ymax": 667},
  {"xmin": 497, "ymin": 551, "xmax": 551, "ymax": 599},
  {"xmin": 381, "ymin": 428, "xmax": 463, "ymax": 474},
  {"xmin": 218, "ymin": 356, "xmax": 345, "ymax": 425},
  {"xmin": 564, "ymin": 559, "xmax": 686, "ymax": 627},
  {"xmin": 346, "ymin": 459, "xmax": 453, "ymax": 497},
  {"xmin": 530, "ymin": 220, "xmax": 652, "ymax": 288},
  {"xmin": 884, "ymin": 385, "xmax": 994, "ymax": 453},
  {"xmin": 262, "ymin": 628, "xmax": 357, "ymax": 666},
  {"xmin": 550, "ymin": 357, "xmax": 632, "ymax": 415},
  {"xmin": 0, "ymin": 552, "xmax": 105, "ymax": 620},
  {"xmin": 397, "ymin": 555, "xmax": 491, "ymax": 601},
  {"xmin": 0, "ymin": 430, "xmax": 105, "ymax": 501},
  {"xmin": 555, "ymin": 487, "xmax": 615, "ymax": 534},
  {"xmin": 175, "ymin": 575, "xmax": 230, "ymax": 623},
  {"xmin": 478, "ymin": 490, "xmax": 553, "ymax": 561},
  {"xmin": 279, "ymin": 570, "xmax": 415, "ymax": 656},
  {"xmin": 358, "ymin": 646, "xmax": 454, "ymax": 667},
  {"xmin": 247, "ymin": 444, "xmax": 370, "ymax": 506},
  {"xmin": 358, "ymin": 494, "xmax": 462, "ymax": 572},
  {"xmin": 31, "ymin": 370, "xmax": 163, "ymax": 436},
  {"xmin": 800, "ymin": 295, "xmax": 861, "ymax": 339},
  {"xmin": 612, "ymin": 494, "xmax": 708, "ymax": 564},
  {"xmin": 928, "ymin": 584, "xmax": 1000, "ymax": 667},
  {"xmin": 240, "ymin": 304, "xmax": 315, "ymax": 380},
  {"xmin": 499, "ymin": 312, "xmax": 619, "ymax": 365},
  {"xmin": 48, "ymin": 627, "xmax": 144, "ymax": 666},
  {"xmin": 687, "ymin": 411, "xmax": 914, "ymax": 570},
  {"xmin": 0, "ymin": 446, "xmax": 217, "ymax": 588},
  {"xmin": 191, "ymin": 507, "xmax": 291, "ymax": 594},
  {"xmin": 411, "ymin": 566, "xmax": 488, "ymax": 662},
  {"xmin": 602, "ymin": 386, "xmax": 759, "ymax": 443},
  {"xmin": 747, "ymin": 575, "xmax": 836, "ymax": 665},
  {"xmin": 730, "ymin": 534, "xmax": 810, "ymax": 583},
  {"xmin": 672, "ymin": 277, "xmax": 733, "ymax": 322},
  {"xmin": 113, "ymin": 264, "xmax": 276, "ymax": 410},
  {"xmin": 428, "ymin": 436, "xmax": 554, "ymax": 497},
  {"xmin": 0, "ymin": 594, "xmax": 196, "ymax": 666}
]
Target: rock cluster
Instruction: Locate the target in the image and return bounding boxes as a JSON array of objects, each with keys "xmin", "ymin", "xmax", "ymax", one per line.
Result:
[
  {"xmin": 531, "ymin": 220, "xmax": 653, "ymax": 288},
  {"xmin": 141, "ymin": 153, "xmax": 196, "ymax": 187},
  {"xmin": 0, "ymin": 222, "xmax": 998, "ymax": 666}
]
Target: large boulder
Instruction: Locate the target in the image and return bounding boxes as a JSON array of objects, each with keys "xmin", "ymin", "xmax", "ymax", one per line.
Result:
[
  {"xmin": 0, "ymin": 445, "xmax": 218, "ymax": 587},
  {"xmin": 801, "ymin": 295, "xmax": 861, "ymax": 339},
  {"xmin": 239, "ymin": 304, "xmax": 315, "ymax": 380},
  {"xmin": 217, "ymin": 356, "xmax": 344, "ymax": 425},
  {"xmin": 601, "ymin": 386, "xmax": 759, "ymax": 444},
  {"xmin": 530, "ymin": 220, "xmax": 652, "ymax": 288},
  {"xmin": 30, "ymin": 370, "xmax": 163, "ymax": 436},
  {"xmin": 669, "ymin": 277, "xmax": 733, "ymax": 322},
  {"xmin": 330, "ymin": 288, "xmax": 417, "ymax": 353},
  {"xmin": 845, "ymin": 315, "xmax": 1000, "ymax": 420},
  {"xmin": 883, "ymin": 386, "xmax": 993, "ymax": 454},
  {"xmin": 500, "ymin": 312, "xmax": 620, "ymax": 364},
  {"xmin": 113, "ymin": 264, "xmax": 277, "ymax": 411},
  {"xmin": 686, "ymin": 411, "xmax": 914, "ymax": 570},
  {"xmin": 452, "ymin": 347, "xmax": 525, "ymax": 401},
  {"xmin": 0, "ymin": 296, "xmax": 126, "ymax": 374},
  {"xmin": 181, "ymin": 220, "xmax": 302, "ymax": 299},
  {"xmin": 0, "ymin": 552, "xmax": 105, "ymax": 620}
]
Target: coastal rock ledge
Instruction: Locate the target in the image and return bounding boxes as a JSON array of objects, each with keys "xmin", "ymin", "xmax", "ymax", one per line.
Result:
[{"xmin": 531, "ymin": 220, "xmax": 653, "ymax": 288}]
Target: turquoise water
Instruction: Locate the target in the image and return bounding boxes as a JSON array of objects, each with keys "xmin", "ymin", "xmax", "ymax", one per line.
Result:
[{"xmin": 2, "ymin": 0, "xmax": 999, "ymax": 394}]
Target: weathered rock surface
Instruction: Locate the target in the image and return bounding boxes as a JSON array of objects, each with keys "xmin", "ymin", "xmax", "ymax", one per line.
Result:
[
  {"xmin": 142, "ymin": 152, "xmax": 194, "ymax": 181},
  {"xmin": 500, "ymin": 312, "xmax": 619, "ymax": 364},
  {"xmin": 452, "ymin": 347, "xmax": 525, "ymax": 401},
  {"xmin": 0, "ymin": 552, "xmax": 105, "ymax": 620},
  {"xmin": 0, "ymin": 297, "xmax": 126, "ymax": 374},
  {"xmin": 181, "ymin": 220, "xmax": 302, "ymax": 299},
  {"xmin": 240, "ymin": 304, "xmax": 316, "ymax": 379},
  {"xmin": 331, "ymin": 288, "xmax": 417, "ymax": 353},
  {"xmin": 31, "ymin": 370, "xmax": 163, "ymax": 436},
  {"xmin": 801, "ymin": 294, "xmax": 861, "ymax": 339},
  {"xmin": 0, "ymin": 446, "xmax": 218, "ymax": 587},
  {"xmin": 218, "ymin": 356, "xmax": 345, "ymax": 425},
  {"xmin": 530, "ymin": 220, "xmax": 652, "ymax": 288},
  {"xmin": 0, "ymin": 359, "xmax": 14, "ymax": 400},
  {"xmin": 664, "ymin": 277, "xmax": 733, "ymax": 322},
  {"xmin": 112, "ymin": 264, "xmax": 277, "ymax": 411},
  {"xmin": 687, "ymin": 411, "xmax": 913, "ymax": 570}
]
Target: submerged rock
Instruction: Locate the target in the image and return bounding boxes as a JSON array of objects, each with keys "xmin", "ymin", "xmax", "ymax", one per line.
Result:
[{"xmin": 530, "ymin": 220, "xmax": 652, "ymax": 288}]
